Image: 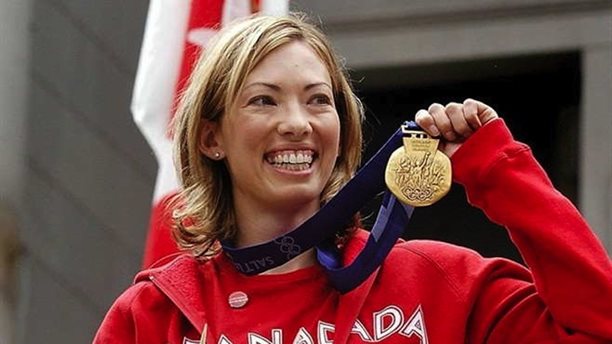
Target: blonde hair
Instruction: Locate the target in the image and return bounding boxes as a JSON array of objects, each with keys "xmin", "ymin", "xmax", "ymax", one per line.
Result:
[{"xmin": 172, "ymin": 13, "xmax": 364, "ymax": 256}]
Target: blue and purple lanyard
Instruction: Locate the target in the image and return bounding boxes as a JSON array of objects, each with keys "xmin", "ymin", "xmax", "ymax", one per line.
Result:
[{"xmin": 222, "ymin": 122, "xmax": 418, "ymax": 293}]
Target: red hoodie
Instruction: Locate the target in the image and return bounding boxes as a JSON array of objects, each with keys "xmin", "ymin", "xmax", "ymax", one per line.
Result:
[{"xmin": 93, "ymin": 120, "xmax": 612, "ymax": 343}]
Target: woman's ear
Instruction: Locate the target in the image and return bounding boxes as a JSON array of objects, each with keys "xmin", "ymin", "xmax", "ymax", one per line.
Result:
[{"xmin": 199, "ymin": 121, "xmax": 225, "ymax": 160}]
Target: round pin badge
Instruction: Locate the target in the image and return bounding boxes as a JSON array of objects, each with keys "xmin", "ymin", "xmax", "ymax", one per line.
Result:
[{"xmin": 228, "ymin": 291, "xmax": 249, "ymax": 308}]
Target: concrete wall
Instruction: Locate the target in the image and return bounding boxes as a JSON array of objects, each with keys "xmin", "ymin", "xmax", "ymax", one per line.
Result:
[
  {"xmin": 0, "ymin": 1, "xmax": 31, "ymax": 342},
  {"xmin": 7, "ymin": 0, "xmax": 611, "ymax": 342},
  {"xmin": 16, "ymin": 1, "xmax": 153, "ymax": 342}
]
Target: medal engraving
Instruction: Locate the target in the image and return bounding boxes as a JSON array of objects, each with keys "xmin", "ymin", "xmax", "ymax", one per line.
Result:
[{"xmin": 385, "ymin": 126, "xmax": 452, "ymax": 206}]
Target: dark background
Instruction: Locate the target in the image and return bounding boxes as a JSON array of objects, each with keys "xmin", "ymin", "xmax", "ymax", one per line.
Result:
[{"xmin": 356, "ymin": 51, "xmax": 580, "ymax": 262}]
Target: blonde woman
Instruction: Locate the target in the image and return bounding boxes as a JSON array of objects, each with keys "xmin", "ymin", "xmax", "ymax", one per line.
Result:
[{"xmin": 94, "ymin": 14, "xmax": 612, "ymax": 344}]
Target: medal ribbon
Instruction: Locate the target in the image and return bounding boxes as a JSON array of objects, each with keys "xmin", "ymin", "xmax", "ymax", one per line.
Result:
[
  {"xmin": 316, "ymin": 192, "xmax": 413, "ymax": 293},
  {"xmin": 221, "ymin": 122, "xmax": 419, "ymax": 293}
]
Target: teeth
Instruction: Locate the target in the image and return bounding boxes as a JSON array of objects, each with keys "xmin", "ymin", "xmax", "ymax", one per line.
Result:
[{"xmin": 266, "ymin": 150, "xmax": 315, "ymax": 170}]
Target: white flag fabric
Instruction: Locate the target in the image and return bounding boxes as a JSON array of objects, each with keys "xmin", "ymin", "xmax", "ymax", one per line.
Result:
[{"xmin": 133, "ymin": 0, "xmax": 289, "ymax": 268}]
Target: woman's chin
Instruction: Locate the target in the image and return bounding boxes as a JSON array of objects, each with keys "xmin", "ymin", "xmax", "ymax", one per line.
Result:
[{"xmin": 266, "ymin": 188, "xmax": 322, "ymax": 212}]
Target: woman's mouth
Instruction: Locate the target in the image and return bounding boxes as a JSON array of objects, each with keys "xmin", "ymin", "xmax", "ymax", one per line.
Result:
[{"xmin": 265, "ymin": 149, "xmax": 316, "ymax": 171}]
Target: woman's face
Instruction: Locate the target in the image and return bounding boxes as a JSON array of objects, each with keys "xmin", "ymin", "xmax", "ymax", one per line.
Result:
[{"xmin": 214, "ymin": 41, "xmax": 341, "ymax": 215}]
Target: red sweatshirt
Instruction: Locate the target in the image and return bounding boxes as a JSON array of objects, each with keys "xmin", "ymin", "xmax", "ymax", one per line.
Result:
[{"xmin": 93, "ymin": 120, "xmax": 612, "ymax": 343}]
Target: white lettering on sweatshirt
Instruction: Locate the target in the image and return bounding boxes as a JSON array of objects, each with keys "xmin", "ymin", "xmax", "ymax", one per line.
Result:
[{"xmin": 186, "ymin": 304, "xmax": 428, "ymax": 344}]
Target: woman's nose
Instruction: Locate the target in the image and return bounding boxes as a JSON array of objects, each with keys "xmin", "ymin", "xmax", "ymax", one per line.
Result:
[{"xmin": 277, "ymin": 105, "xmax": 313, "ymax": 139}]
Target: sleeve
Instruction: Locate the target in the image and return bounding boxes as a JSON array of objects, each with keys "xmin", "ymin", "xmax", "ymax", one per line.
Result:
[{"xmin": 451, "ymin": 119, "xmax": 612, "ymax": 343}]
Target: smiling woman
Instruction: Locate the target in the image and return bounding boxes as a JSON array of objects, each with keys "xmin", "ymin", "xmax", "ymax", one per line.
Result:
[
  {"xmin": 171, "ymin": 15, "xmax": 363, "ymax": 263},
  {"xmin": 202, "ymin": 41, "xmax": 342, "ymax": 251},
  {"xmin": 94, "ymin": 13, "xmax": 612, "ymax": 344}
]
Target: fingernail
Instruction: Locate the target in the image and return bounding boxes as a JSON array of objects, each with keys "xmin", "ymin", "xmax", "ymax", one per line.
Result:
[{"xmin": 428, "ymin": 125, "xmax": 440, "ymax": 137}]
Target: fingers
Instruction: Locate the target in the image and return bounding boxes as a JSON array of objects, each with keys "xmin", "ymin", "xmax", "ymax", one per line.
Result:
[
  {"xmin": 445, "ymin": 102, "xmax": 472, "ymax": 138},
  {"xmin": 415, "ymin": 109, "xmax": 439, "ymax": 137},
  {"xmin": 429, "ymin": 103, "xmax": 456, "ymax": 141},
  {"xmin": 414, "ymin": 98, "xmax": 499, "ymax": 142},
  {"xmin": 462, "ymin": 98, "xmax": 482, "ymax": 130},
  {"xmin": 468, "ymin": 98, "xmax": 499, "ymax": 126}
]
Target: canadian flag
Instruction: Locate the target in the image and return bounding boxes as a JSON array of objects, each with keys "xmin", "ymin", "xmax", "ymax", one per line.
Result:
[{"xmin": 132, "ymin": 0, "xmax": 289, "ymax": 268}]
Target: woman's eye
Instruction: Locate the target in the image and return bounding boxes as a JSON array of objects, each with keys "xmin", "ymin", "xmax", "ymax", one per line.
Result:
[
  {"xmin": 249, "ymin": 95, "xmax": 276, "ymax": 106},
  {"xmin": 310, "ymin": 94, "xmax": 333, "ymax": 106}
]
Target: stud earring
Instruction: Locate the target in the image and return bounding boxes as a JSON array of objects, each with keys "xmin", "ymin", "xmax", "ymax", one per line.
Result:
[{"xmin": 214, "ymin": 152, "xmax": 221, "ymax": 159}]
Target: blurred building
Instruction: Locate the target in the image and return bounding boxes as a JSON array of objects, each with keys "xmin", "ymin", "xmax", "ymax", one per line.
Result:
[{"xmin": 0, "ymin": 0, "xmax": 610, "ymax": 342}]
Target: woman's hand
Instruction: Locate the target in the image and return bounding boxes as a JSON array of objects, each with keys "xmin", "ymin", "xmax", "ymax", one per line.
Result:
[{"xmin": 415, "ymin": 98, "xmax": 498, "ymax": 157}]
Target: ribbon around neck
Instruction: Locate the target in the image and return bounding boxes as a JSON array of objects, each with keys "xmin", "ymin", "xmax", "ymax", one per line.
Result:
[{"xmin": 221, "ymin": 122, "xmax": 419, "ymax": 293}]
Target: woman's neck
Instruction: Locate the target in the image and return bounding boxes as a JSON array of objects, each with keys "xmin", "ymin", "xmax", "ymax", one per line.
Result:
[{"xmin": 232, "ymin": 200, "xmax": 320, "ymax": 273}]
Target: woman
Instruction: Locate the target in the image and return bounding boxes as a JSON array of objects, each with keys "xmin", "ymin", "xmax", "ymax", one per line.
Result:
[{"xmin": 94, "ymin": 14, "xmax": 612, "ymax": 343}]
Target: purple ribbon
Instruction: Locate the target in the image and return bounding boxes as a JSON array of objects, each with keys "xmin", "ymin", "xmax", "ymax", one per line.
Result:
[
  {"xmin": 222, "ymin": 122, "xmax": 418, "ymax": 292},
  {"xmin": 317, "ymin": 192, "xmax": 413, "ymax": 293}
]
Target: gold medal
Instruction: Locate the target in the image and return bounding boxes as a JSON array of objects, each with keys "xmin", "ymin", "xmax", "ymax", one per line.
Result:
[{"xmin": 385, "ymin": 124, "xmax": 452, "ymax": 207}]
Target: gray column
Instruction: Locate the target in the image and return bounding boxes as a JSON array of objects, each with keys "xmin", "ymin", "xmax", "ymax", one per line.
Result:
[
  {"xmin": 0, "ymin": 0, "xmax": 31, "ymax": 342},
  {"xmin": 580, "ymin": 45, "xmax": 612, "ymax": 252}
]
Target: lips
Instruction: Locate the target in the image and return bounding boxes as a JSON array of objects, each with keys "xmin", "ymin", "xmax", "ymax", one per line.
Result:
[{"xmin": 265, "ymin": 149, "xmax": 316, "ymax": 171}]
